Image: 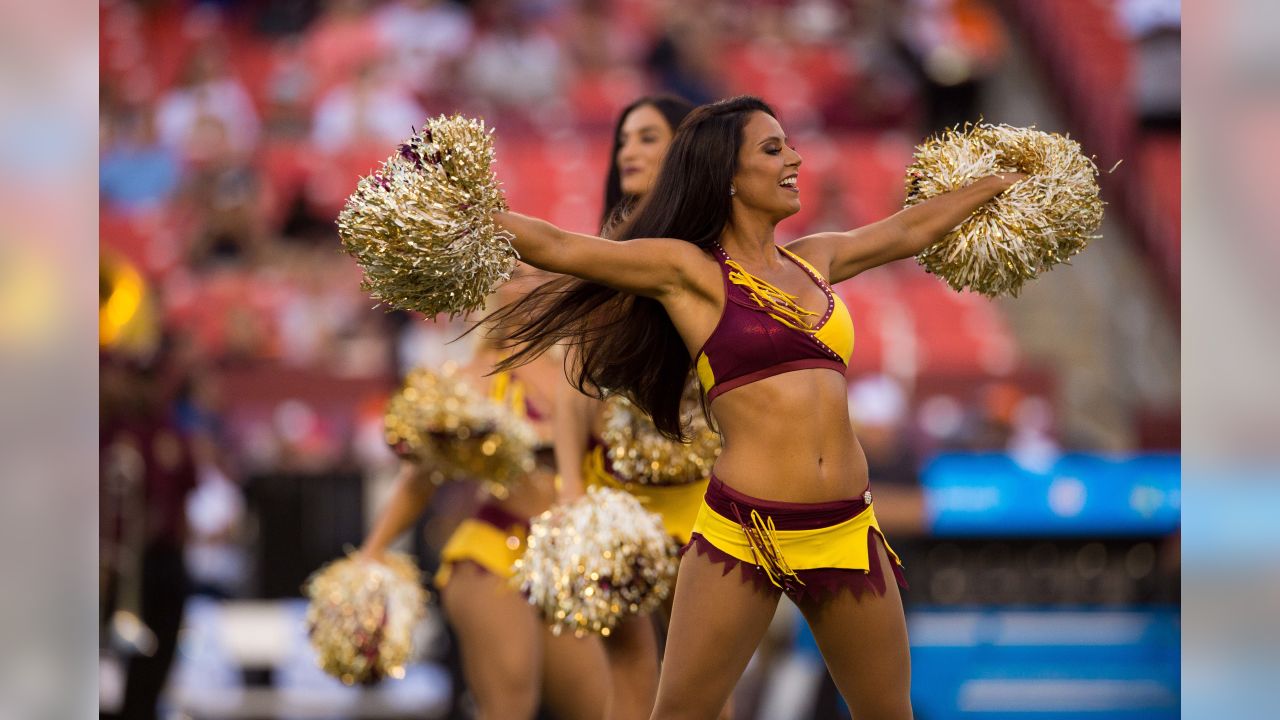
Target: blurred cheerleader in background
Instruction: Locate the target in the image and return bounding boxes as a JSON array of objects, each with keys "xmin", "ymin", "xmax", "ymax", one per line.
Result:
[
  {"xmin": 555, "ymin": 94, "xmax": 727, "ymax": 720},
  {"xmin": 359, "ymin": 277, "xmax": 609, "ymax": 719}
]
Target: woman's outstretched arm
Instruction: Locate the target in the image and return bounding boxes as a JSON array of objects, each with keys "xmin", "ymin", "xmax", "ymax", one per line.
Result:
[
  {"xmin": 494, "ymin": 211, "xmax": 708, "ymax": 299},
  {"xmin": 789, "ymin": 173, "xmax": 1027, "ymax": 283},
  {"xmin": 359, "ymin": 460, "xmax": 437, "ymax": 561}
]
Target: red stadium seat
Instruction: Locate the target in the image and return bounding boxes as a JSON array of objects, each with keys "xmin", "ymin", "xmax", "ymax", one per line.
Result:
[{"xmin": 1140, "ymin": 136, "xmax": 1181, "ymax": 284}]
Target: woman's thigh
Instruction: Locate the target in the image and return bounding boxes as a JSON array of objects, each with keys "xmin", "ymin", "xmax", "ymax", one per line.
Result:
[
  {"xmin": 601, "ymin": 612, "xmax": 660, "ymax": 720},
  {"xmin": 540, "ymin": 627, "xmax": 610, "ymax": 720},
  {"xmin": 795, "ymin": 534, "xmax": 912, "ymax": 720},
  {"xmin": 440, "ymin": 562, "xmax": 543, "ymax": 720},
  {"xmin": 650, "ymin": 552, "xmax": 781, "ymax": 720}
]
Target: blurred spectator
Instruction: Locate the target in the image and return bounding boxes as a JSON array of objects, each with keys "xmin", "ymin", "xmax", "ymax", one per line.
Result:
[
  {"xmin": 261, "ymin": 36, "xmax": 316, "ymax": 137},
  {"xmin": 849, "ymin": 374, "xmax": 918, "ymax": 487},
  {"xmin": 645, "ymin": 2, "xmax": 723, "ymax": 105},
  {"xmin": 1008, "ymin": 394, "xmax": 1062, "ymax": 473},
  {"xmin": 397, "ymin": 315, "xmax": 478, "ymax": 376},
  {"xmin": 156, "ymin": 40, "xmax": 261, "ymax": 158},
  {"xmin": 310, "ymin": 57, "xmax": 427, "ymax": 153},
  {"xmin": 565, "ymin": 0, "xmax": 645, "ymax": 71},
  {"xmin": 100, "ymin": 344, "xmax": 198, "ymax": 720},
  {"xmin": 849, "ymin": 373, "xmax": 928, "ymax": 536},
  {"xmin": 274, "ymin": 247, "xmax": 366, "ymax": 368},
  {"xmin": 799, "ymin": 175, "xmax": 855, "ymax": 235},
  {"xmin": 896, "ymin": 0, "xmax": 1006, "ymax": 133},
  {"xmin": 100, "ymin": 105, "xmax": 182, "ymax": 215},
  {"xmin": 462, "ymin": 0, "xmax": 567, "ymax": 124},
  {"xmin": 786, "ymin": 0, "xmax": 854, "ymax": 44},
  {"xmin": 374, "ymin": 0, "xmax": 475, "ymax": 104},
  {"xmin": 176, "ymin": 365, "xmax": 251, "ymax": 598},
  {"xmin": 302, "ymin": 0, "xmax": 386, "ymax": 97},
  {"xmin": 822, "ymin": 1, "xmax": 919, "ymax": 129},
  {"xmin": 965, "ymin": 380, "xmax": 1020, "ymax": 451},
  {"xmin": 1119, "ymin": 0, "xmax": 1181, "ymax": 130},
  {"xmin": 256, "ymin": 0, "xmax": 322, "ymax": 36},
  {"xmin": 179, "ymin": 115, "xmax": 268, "ymax": 267}
]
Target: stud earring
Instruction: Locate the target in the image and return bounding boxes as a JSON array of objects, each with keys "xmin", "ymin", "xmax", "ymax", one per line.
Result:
[{"xmin": 729, "ymin": 186, "xmax": 737, "ymax": 197}]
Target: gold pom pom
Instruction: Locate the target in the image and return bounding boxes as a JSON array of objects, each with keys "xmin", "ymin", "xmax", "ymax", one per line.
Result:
[
  {"xmin": 600, "ymin": 384, "xmax": 720, "ymax": 486},
  {"xmin": 905, "ymin": 123, "xmax": 1105, "ymax": 297},
  {"xmin": 304, "ymin": 552, "xmax": 426, "ymax": 685},
  {"xmin": 514, "ymin": 486, "xmax": 678, "ymax": 637},
  {"xmin": 338, "ymin": 115, "xmax": 517, "ymax": 318},
  {"xmin": 384, "ymin": 364, "xmax": 538, "ymax": 490}
]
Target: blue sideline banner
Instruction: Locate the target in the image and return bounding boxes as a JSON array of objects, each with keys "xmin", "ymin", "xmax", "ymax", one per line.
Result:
[{"xmin": 922, "ymin": 453, "xmax": 1181, "ymax": 536}]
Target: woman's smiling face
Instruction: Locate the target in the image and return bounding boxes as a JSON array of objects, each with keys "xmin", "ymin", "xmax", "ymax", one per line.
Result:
[{"xmin": 731, "ymin": 111, "xmax": 803, "ymax": 221}]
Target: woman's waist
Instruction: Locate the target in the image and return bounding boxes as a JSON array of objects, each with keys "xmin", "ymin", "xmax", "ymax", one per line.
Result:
[
  {"xmin": 698, "ymin": 474, "xmax": 876, "ymax": 531},
  {"xmin": 710, "ymin": 446, "xmax": 869, "ymax": 504},
  {"xmin": 706, "ymin": 365, "xmax": 851, "ymax": 416}
]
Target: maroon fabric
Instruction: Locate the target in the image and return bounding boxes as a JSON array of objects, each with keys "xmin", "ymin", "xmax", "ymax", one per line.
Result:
[
  {"xmin": 475, "ymin": 501, "xmax": 531, "ymax": 533},
  {"xmin": 707, "ymin": 358, "xmax": 848, "ymax": 403},
  {"xmin": 679, "ymin": 528, "xmax": 908, "ymax": 603},
  {"xmin": 523, "ymin": 396, "xmax": 546, "ymax": 422},
  {"xmin": 585, "ymin": 435, "xmax": 623, "ymax": 480},
  {"xmin": 101, "ymin": 420, "xmax": 197, "ymax": 547},
  {"xmin": 696, "ymin": 245, "xmax": 847, "ymax": 403},
  {"xmin": 501, "ymin": 369, "xmax": 545, "ymax": 420},
  {"xmin": 703, "ymin": 475, "xmax": 871, "ymax": 530}
]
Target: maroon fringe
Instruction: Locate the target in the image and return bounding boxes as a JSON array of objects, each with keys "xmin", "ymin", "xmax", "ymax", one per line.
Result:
[{"xmin": 679, "ymin": 528, "xmax": 908, "ymax": 604}]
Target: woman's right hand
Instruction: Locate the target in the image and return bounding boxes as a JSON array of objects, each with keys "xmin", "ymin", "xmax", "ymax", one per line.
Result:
[{"xmin": 990, "ymin": 171, "xmax": 1029, "ymax": 191}]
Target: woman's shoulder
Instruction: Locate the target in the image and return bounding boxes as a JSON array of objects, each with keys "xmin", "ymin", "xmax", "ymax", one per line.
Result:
[{"xmin": 783, "ymin": 234, "xmax": 840, "ymax": 279}]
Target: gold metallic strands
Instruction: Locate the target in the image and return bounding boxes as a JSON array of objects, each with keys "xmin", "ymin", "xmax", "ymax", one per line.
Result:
[
  {"xmin": 338, "ymin": 115, "xmax": 517, "ymax": 318},
  {"xmin": 304, "ymin": 552, "xmax": 426, "ymax": 685},
  {"xmin": 905, "ymin": 123, "xmax": 1105, "ymax": 297},
  {"xmin": 515, "ymin": 486, "xmax": 677, "ymax": 637},
  {"xmin": 383, "ymin": 364, "xmax": 537, "ymax": 489},
  {"xmin": 600, "ymin": 386, "xmax": 720, "ymax": 486}
]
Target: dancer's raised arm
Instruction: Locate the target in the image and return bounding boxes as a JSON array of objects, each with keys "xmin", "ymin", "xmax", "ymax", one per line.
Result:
[
  {"xmin": 494, "ymin": 211, "xmax": 706, "ymax": 299},
  {"xmin": 790, "ymin": 172, "xmax": 1026, "ymax": 283}
]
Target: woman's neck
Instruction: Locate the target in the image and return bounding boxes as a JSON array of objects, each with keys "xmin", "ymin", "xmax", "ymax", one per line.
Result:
[{"xmin": 720, "ymin": 213, "xmax": 782, "ymax": 267}]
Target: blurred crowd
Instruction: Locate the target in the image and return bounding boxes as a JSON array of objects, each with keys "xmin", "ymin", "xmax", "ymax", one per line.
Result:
[{"xmin": 99, "ymin": 0, "xmax": 1016, "ymax": 277}]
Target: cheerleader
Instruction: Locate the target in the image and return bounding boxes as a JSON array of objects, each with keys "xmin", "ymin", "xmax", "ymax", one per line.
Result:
[
  {"xmin": 489, "ymin": 96, "xmax": 1025, "ymax": 719},
  {"xmin": 555, "ymin": 96, "xmax": 723, "ymax": 720},
  {"xmin": 360, "ymin": 292, "xmax": 609, "ymax": 719}
]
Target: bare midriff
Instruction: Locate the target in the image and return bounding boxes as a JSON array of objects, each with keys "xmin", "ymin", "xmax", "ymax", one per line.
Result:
[{"xmin": 705, "ymin": 366, "xmax": 869, "ymax": 504}]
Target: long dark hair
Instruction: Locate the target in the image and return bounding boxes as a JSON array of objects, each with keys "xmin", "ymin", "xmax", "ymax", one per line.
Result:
[
  {"xmin": 491, "ymin": 96, "xmax": 777, "ymax": 438},
  {"xmin": 600, "ymin": 94, "xmax": 695, "ymax": 230}
]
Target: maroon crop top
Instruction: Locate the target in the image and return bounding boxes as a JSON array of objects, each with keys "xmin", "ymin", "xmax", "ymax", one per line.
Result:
[{"xmin": 694, "ymin": 244, "xmax": 854, "ymax": 403}]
